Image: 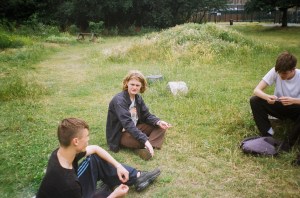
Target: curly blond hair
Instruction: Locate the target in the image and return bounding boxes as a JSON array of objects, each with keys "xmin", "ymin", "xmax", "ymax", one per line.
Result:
[{"xmin": 122, "ymin": 70, "xmax": 148, "ymax": 93}]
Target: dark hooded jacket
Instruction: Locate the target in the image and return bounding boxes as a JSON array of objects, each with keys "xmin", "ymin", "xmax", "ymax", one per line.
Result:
[{"xmin": 106, "ymin": 91, "xmax": 159, "ymax": 152}]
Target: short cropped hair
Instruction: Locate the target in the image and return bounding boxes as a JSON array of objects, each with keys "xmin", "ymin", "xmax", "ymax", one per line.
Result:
[
  {"xmin": 122, "ymin": 70, "xmax": 148, "ymax": 93},
  {"xmin": 57, "ymin": 118, "xmax": 89, "ymax": 147},
  {"xmin": 275, "ymin": 51, "xmax": 297, "ymax": 73}
]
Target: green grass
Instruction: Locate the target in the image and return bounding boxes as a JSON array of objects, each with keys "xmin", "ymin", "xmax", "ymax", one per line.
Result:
[
  {"xmin": 0, "ymin": 43, "xmax": 56, "ymax": 101},
  {"xmin": 1, "ymin": 23, "xmax": 300, "ymax": 197}
]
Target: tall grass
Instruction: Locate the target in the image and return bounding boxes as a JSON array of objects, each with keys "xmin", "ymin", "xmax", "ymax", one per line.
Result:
[
  {"xmin": 0, "ymin": 27, "xmax": 71, "ymax": 101},
  {"xmin": 0, "ymin": 31, "xmax": 33, "ymax": 49},
  {"xmin": 1, "ymin": 23, "xmax": 300, "ymax": 197},
  {"xmin": 0, "ymin": 44, "xmax": 54, "ymax": 101},
  {"xmin": 0, "ymin": 27, "xmax": 75, "ymax": 197},
  {"xmin": 105, "ymin": 23, "xmax": 276, "ymax": 65}
]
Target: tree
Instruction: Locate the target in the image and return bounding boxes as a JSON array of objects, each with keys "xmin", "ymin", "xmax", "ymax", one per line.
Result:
[
  {"xmin": 190, "ymin": 0, "xmax": 227, "ymax": 24},
  {"xmin": 130, "ymin": 0, "xmax": 227, "ymax": 28},
  {"xmin": 0, "ymin": 0, "xmax": 228, "ymax": 31},
  {"xmin": 0, "ymin": 0, "xmax": 38, "ymax": 23},
  {"xmin": 245, "ymin": 0, "xmax": 300, "ymax": 27}
]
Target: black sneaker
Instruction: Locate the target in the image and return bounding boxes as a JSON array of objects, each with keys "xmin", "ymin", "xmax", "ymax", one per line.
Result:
[
  {"xmin": 135, "ymin": 168, "xmax": 161, "ymax": 192},
  {"xmin": 134, "ymin": 148, "xmax": 152, "ymax": 160}
]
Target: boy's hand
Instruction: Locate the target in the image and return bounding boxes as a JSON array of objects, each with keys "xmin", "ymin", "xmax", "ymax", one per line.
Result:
[
  {"xmin": 267, "ymin": 95, "xmax": 278, "ymax": 104},
  {"xmin": 116, "ymin": 164, "xmax": 129, "ymax": 183},
  {"xmin": 145, "ymin": 140, "xmax": 154, "ymax": 157},
  {"xmin": 279, "ymin": 96, "xmax": 294, "ymax": 106},
  {"xmin": 157, "ymin": 120, "xmax": 172, "ymax": 130}
]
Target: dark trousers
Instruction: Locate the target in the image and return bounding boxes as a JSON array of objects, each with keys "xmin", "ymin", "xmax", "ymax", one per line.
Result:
[
  {"xmin": 250, "ymin": 96, "xmax": 300, "ymax": 146},
  {"xmin": 120, "ymin": 123, "xmax": 166, "ymax": 149},
  {"xmin": 78, "ymin": 154, "xmax": 138, "ymax": 198}
]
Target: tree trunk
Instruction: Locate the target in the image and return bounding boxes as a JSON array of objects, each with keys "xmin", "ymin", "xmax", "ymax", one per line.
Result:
[{"xmin": 281, "ymin": 8, "xmax": 288, "ymax": 27}]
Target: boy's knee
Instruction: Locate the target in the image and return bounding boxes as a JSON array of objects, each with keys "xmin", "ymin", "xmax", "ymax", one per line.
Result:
[
  {"xmin": 250, "ymin": 95, "xmax": 258, "ymax": 102},
  {"xmin": 250, "ymin": 96, "xmax": 260, "ymax": 106}
]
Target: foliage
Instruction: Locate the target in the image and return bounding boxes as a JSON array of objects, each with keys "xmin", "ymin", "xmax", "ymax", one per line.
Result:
[
  {"xmin": 18, "ymin": 14, "xmax": 60, "ymax": 36},
  {"xmin": 0, "ymin": 32, "xmax": 26, "ymax": 49},
  {"xmin": 0, "ymin": 0, "xmax": 228, "ymax": 30},
  {"xmin": 67, "ymin": 24, "xmax": 80, "ymax": 35},
  {"xmin": 88, "ymin": 21, "xmax": 105, "ymax": 33},
  {"xmin": 131, "ymin": 0, "xmax": 228, "ymax": 28},
  {"xmin": 245, "ymin": 0, "xmax": 300, "ymax": 11},
  {"xmin": 245, "ymin": 0, "xmax": 300, "ymax": 27},
  {"xmin": 0, "ymin": 0, "xmax": 38, "ymax": 22},
  {"xmin": 1, "ymin": 14, "xmax": 60, "ymax": 37},
  {"xmin": 189, "ymin": 0, "xmax": 228, "ymax": 23}
]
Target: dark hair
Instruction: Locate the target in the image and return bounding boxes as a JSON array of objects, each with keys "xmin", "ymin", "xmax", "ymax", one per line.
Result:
[
  {"xmin": 122, "ymin": 70, "xmax": 147, "ymax": 93},
  {"xmin": 57, "ymin": 118, "xmax": 89, "ymax": 147},
  {"xmin": 275, "ymin": 51, "xmax": 297, "ymax": 73}
]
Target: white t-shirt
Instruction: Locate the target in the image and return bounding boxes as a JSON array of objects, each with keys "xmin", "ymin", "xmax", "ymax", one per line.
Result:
[
  {"xmin": 263, "ymin": 68, "xmax": 300, "ymax": 98},
  {"xmin": 129, "ymin": 99, "xmax": 138, "ymax": 126}
]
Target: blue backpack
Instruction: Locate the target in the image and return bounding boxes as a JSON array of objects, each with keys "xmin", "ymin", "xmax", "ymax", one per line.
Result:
[{"xmin": 240, "ymin": 136, "xmax": 281, "ymax": 156}]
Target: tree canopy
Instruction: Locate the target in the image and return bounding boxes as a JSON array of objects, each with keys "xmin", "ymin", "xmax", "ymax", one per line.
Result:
[
  {"xmin": 245, "ymin": 0, "xmax": 300, "ymax": 27},
  {"xmin": 0, "ymin": 0, "xmax": 227, "ymax": 31}
]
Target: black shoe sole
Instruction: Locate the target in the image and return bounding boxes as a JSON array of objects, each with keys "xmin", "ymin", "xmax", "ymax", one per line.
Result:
[{"xmin": 135, "ymin": 170, "xmax": 161, "ymax": 192}]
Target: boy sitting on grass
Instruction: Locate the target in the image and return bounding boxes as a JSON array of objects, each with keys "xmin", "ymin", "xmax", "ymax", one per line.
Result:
[
  {"xmin": 36, "ymin": 117, "xmax": 161, "ymax": 198},
  {"xmin": 250, "ymin": 51, "xmax": 300, "ymax": 164}
]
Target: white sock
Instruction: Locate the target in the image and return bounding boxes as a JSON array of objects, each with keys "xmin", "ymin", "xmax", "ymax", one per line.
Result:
[{"xmin": 267, "ymin": 128, "xmax": 274, "ymax": 136}]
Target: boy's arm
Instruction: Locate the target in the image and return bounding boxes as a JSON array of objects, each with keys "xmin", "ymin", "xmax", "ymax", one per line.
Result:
[
  {"xmin": 85, "ymin": 145, "xmax": 129, "ymax": 183},
  {"xmin": 254, "ymin": 80, "xmax": 300, "ymax": 105},
  {"xmin": 253, "ymin": 80, "xmax": 278, "ymax": 104},
  {"xmin": 278, "ymin": 97, "xmax": 300, "ymax": 105}
]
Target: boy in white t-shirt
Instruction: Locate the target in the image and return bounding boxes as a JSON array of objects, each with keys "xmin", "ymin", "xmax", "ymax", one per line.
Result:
[{"xmin": 250, "ymin": 51, "xmax": 300, "ymax": 154}]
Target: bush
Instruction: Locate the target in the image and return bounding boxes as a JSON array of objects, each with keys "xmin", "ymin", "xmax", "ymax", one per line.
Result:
[
  {"xmin": 0, "ymin": 31, "xmax": 28, "ymax": 49},
  {"xmin": 68, "ymin": 24, "xmax": 80, "ymax": 35},
  {"xmin": 89, "ymin": 21, "xmax": 104, "ymax": 33},
  {"xmin": 17, "ymin": 23, "xmax": 60, "ymax": 37},
  {"xmin": 15, "ymin": 14, "xmax": 60, "ymax": 37}
]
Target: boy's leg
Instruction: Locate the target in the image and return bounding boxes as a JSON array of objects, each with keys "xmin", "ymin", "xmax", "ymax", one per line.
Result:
[
  {"xmin": 250, "ymin": 96, "xmax": 285, "ymax": 136},
  {"xmin": 137, "ymin": 123, "xmax": 166, "ymax": 149},
  {"xmin": 120, "ymin": 123, "xmax": 165, "ymax": 149},
  {"xmin": 120, "ymin": 132, "xmax": 144, "ymax": 149},
  {"xmin": 78, "ymin": 154, "xmax": 138, "ymax": 198}
]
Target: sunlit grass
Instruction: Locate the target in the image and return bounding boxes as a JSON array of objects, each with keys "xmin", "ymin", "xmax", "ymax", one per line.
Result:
[{"xmin": 1, "ymin": 23, "xmax": 300, "ymax": 197}]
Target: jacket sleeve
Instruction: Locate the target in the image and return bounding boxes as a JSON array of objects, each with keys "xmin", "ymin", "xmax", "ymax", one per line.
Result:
[{"xmin": 113, "ymin": 97, "xmax": 148, "ymax": 144}]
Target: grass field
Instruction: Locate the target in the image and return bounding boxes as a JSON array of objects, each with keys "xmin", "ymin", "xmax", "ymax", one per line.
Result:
[{"xmin": 1, "ymin": 23, "xmax": 300, "ymax": 197}]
